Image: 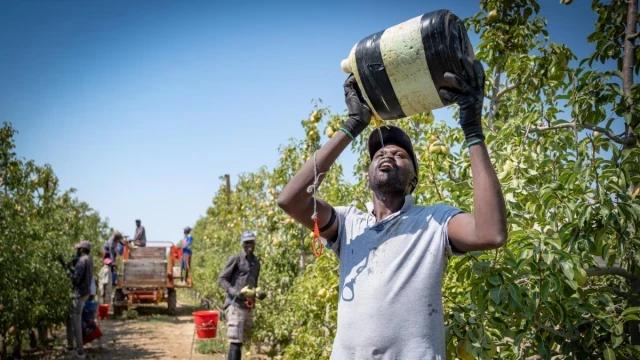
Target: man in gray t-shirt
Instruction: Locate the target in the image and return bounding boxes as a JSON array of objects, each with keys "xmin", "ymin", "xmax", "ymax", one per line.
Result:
[{"xmin": 278, "ymin": 58, "xmax": 507, "ymax": 359}]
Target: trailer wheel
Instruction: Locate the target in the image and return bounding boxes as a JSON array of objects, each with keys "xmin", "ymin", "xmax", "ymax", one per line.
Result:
[{"xmin": 168, "ymin": 288, "xmax": 177, "ymax": 315}]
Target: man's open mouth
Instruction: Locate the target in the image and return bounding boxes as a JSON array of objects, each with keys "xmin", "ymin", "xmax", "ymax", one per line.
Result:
[{"xmin": 378, "ymin": 160, "xmax": 395, "ymax": 171}]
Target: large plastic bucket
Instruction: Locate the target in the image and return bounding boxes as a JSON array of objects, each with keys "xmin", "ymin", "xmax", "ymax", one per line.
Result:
[
  {"xmin": 82, "ymin": 301, "xmax": 99, "ymax": 322},
  {"xmin": 98, "ymin": 304, "xmax": 109, "ymax": 319},
  {"xmin": 192, "ymin": 310, "xmax": 219, "ymax": 339}
]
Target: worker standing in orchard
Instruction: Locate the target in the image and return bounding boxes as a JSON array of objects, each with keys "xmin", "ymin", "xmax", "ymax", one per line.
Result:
[
  {"xmin": 217, "ymin": 230, "xmax": 262, "ymax": 360},
  {"xmin": 277, "ymin": 57, "xmax": 508, "ymax": 359},
  {"xmin": 98, "ymin": 257, "xmax": 113, "ymax": 304},
  {"xmin": 64, "ymin": 240, "xmax": 95, "ymax": 360}
]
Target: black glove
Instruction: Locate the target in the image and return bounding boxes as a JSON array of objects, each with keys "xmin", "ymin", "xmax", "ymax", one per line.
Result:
[
  {"xmin": 342, "ymin": 74, "xmax": 372, "ymax": 139},
  {"xmin": 438, "ymin": 57, "xmax": 486, "ymax": 145}
]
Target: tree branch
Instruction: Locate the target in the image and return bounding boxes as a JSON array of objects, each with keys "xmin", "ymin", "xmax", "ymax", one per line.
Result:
[
  {"xmin": 622, "ymin": 0, "xmax": 638, "ymax": 132},
  {"xmin": 581, "ymin": 123, "xmax": 637, "ymax": 145},
  {"xmin": 528, "ymin": 120, "xmax": 637, "ymax": 146},
  {"xmin": 525, "ymin": 353, "xmax": 560, "ymax": 360},
  {"xmin": 603, "ymin": 286, "xmax": 631, "ymax": 298},
  {"xmin": 529, "ymin": 122, "xmax": 576, "ymax": 132},
  {"xmin": 534, "ymin": 320, "xmax": 580, "ymax": 341},
  {"xmin": 496, "ymin": 81, "xmax": 521, "ymax": 100},
  {"xmin": 486, "ymin": 62, "xmax": 503, "ymax": 127},
  {"xmin": 586, "ymin": 266, "xmax": 636, "ymax": 281}
]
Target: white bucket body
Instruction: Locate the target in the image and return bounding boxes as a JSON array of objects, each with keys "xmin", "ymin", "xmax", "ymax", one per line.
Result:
[{"xmin": 342, "ymin": 10, "xmax": 474, "ymax": 121}]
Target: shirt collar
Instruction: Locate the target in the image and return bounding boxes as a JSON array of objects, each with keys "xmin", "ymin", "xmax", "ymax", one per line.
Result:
[{"xmin": 366, "ymin": 194, "xmax": 415, "ymax": 216}]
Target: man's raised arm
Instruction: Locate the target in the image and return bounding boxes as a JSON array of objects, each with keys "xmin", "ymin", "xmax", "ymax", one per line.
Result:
[
  {"xmin": 438, "ymin": 57, "xmax": 508, "ymax": 252},
  {"xmin": 277, "ymin": 75, "xmax": 371, "ymax": 241}
]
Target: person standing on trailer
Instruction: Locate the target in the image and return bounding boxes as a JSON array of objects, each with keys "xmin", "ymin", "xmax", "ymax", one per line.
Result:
[
  {"xmin": 181, "ymin": 226, "xmax": 193, "ymax": 285},
  {"xmin": 133, "ymin": 219, "xmax": 147, "ymax": 247}
]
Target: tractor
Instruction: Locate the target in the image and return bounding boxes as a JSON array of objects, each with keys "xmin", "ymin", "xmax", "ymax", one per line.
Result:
[{"xmin": 112, "ymin": 242, "xmax": 192, "ymax": 316}]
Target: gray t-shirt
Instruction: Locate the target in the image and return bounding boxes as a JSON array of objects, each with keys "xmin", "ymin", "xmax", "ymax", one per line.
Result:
[{"xmin": 326, "ymin": 195, "xmax": 463, "ymax": 360}]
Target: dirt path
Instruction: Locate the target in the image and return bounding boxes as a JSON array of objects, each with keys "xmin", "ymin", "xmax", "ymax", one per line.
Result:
[
  {"xmin": 73, "ymin": 302, "xmax": 221, "ymax": 360},
  {"xmin": 28, "ymin": 300, "xmax": 239, "ymax": 360}
]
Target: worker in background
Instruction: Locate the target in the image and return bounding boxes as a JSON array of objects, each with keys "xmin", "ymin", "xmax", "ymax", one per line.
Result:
[
  {"xmin": 103, "ymin": 231, "xmax": 128, "ymax": 262},
  {"xmin": 181, "ymin": 226, "xmax": 193, "ymax": 285},
  {"xmin": 65, "ymin": 240, "xmax": 94, "ymax": 360},
  {"xmin": 218, "ymin": 231, "xmax": 262, "ymax": 360},
  {"xmin": 98, "ymin": 258, "xmax": 113, "ymax": 304},
  {"xmin": 133, "ymin": 219, "xmax": 147, "ymax": 247}
]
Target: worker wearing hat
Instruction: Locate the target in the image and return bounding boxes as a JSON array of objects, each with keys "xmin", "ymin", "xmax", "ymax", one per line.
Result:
[
  {"xmin": 103, "ymin": 230, "xmax": 128, "ymax": 262},
  {"xmin": 278, "ymin": 58, "xmax": 507, "ymax": 359},
  {"xmin": 98, "ymin": 257, "xmax": 113, "ymax": 305},
  {"xmin": 218, "ymin": 230, "xmax": 262, "ymax": 360},
  {"xmin": 180, "ymin": 226, "xmax": 194, "ymax": 285},
  {"xmin": 65, "ymin": 240, "xmax": 94, "ymax": 359}
]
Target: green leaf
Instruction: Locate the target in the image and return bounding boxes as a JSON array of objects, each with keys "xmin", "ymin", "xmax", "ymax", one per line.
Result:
[
  {"xmin": 561, "ymin": 261, "xmax": 574, "ymax": 280},
  {"xmin": 603, "ymin": 347, "xmax": 616, "ymax": 360},
  {"xmin": 488, "ymin": 274, "xmax": 502, "ymax": 286},
  {"xmin": 612, "ymin": 333, "xmax": 623, "ymax": 348},
  {"xmin": 614, "ymin": 322, "xmax": 624, "ymax": 336},
  {"xmin": 490, "ymin": 287, "xmax": 503, "ymax": 305},
  {"xmin": 624, "ymin": 314, "xmax": 640, "ymax": 322},
  {"xmin": 621, "ymin": 307, "xmax": 640, "ymax": 317},
  {"xmin": 507, "ymin": 283, "xmax": 522, "ymax": 307}
]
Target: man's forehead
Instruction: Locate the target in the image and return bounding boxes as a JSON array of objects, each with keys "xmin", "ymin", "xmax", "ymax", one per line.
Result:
[{"xmin": 374, "ymin": 144, "xmax": 408, "ymax": 156}]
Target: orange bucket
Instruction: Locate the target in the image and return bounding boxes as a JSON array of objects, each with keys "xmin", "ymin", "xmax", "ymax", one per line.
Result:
[
  {"xmin": 98, "ymin": 304, "xmax": 109, "ymax": 319},
  {"xmin": 192, "ymin": 310, "xmax": 219, "ymax": 339}
]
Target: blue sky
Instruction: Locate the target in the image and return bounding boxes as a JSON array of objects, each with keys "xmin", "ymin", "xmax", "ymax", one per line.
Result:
[{"xmin": 0, "ymin": 0, "xmax": 599, "ymax": 243}]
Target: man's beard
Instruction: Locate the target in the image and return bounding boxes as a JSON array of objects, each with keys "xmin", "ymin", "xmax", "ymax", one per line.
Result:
[{"xmin": 369, "ymin": 169, "xmax": 408, "ymax": 195}]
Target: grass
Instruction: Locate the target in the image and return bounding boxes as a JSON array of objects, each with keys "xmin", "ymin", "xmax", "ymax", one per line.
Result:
[{"xmin": 195, "ymin": 338, "xmax": 227, "ymax": 354}]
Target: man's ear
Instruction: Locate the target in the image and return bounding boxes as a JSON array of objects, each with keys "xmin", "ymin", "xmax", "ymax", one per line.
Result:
[{"xmin": 409, "ymin": 176, "xmax": 418, "ymax": 193}]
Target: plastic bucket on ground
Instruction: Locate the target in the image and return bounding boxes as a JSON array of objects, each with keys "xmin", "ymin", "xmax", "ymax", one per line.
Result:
[
  {"xmin": 98, "ymin": 304, "xmax": 109, "ymax": 319},
  {"xmin": 192, "ymin": 310, "xmax": 219, "ymax": 339},
  {"xmin": 83, "ymin": 325, "xmax": 102, "ymax": 345}
]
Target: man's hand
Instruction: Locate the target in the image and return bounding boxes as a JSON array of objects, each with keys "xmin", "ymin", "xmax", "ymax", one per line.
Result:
[
  {"xmin": 342, "ymin": 74, "xmax": 372, "ymax": 139},
  {"xmin": 439, "ymin": 57, "xmax": 486, "ymax": 144},
  {"xmin": 255, "ymin": 287, "xmax": 267, "ymax": 300}
]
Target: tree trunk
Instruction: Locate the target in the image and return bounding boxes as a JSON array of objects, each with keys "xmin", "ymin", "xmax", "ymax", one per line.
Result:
[
  {"xmin": 0, "ymin": 333, "xmax": 6, "ymax": 360},
  {"xmin": 623, "ymin": 0, "xmax": 640, "ymax": 346},
  {"xmin": 11, "ymin": 330, "xmax": 21, "ymax": 359},
  {"xmin": 27, "ymin": 330, "xmax": 36, "ymax": 350},
  {"xmin": 36, "ymin": 326, "xmax": 47, "ymax": 347},
  {"xmin": 299, "ymin": 237, "xmax": 306, "ymax": 274}
]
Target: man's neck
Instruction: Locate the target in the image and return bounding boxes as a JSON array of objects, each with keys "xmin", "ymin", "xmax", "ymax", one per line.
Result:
[{"xmin": 371, "ymin": 192, "xmax": 406, "ymax": 222}]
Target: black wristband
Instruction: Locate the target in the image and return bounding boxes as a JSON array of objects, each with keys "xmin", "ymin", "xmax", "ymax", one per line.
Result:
[{"xmin": 319, "ymin": 207, "xmax": 337, "ymax": 232}]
